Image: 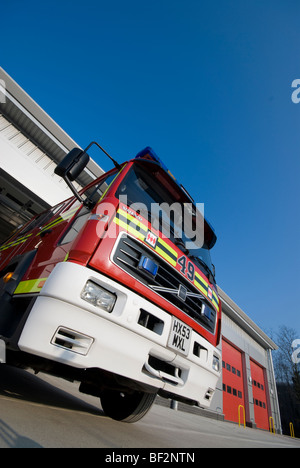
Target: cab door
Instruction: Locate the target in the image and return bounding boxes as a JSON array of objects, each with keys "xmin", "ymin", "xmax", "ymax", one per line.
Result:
[
  {"xmin": 17, "ymin": 169, "xmax": 120, "ymax": 291},
  {"xmin": 14, "ymin": 198, "xmax": 83, "ymax": 292}
]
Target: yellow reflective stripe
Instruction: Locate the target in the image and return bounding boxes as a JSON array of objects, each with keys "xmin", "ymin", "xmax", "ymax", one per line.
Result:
[
  {"xmin": 38, "ymin": 219, "xmax": 62, "ymax": 234},
  {"xmin": 195, "ymin": 271, "xmax": 208, "ymax": 289},
  {"xmin": 63, "ymin": 252, "xmax": 69, "ymax": 262},
  {"xmin": 212, "ymin": 291, "xmax": 219, "ymax": 309},
  {"xmin": 117, "ymin": 208, "xmax": 148, "ymax": 234},
  {"xmin": 115, "ymin": 209, "xmax": 178, "ymax": 266},
  {"xmin": 37, "ymin": 207, "xmax": 79, "ymax": 236},
  {"xmin": 194, "ymin": 273, "xmax": 208, "ymax": 297},
  {"xmin": 117, "ymin": 208, "xmax": 178, "ymax": 259},
  {"xmin": 156, "ymin": 236, "xmax": 177, "ymax": 259},
  {"xmin": 213, "ymin": 290, "xmax": 218, "ymax": 303},
  {"xmin": 59, "ymin": 206, "xmax": 80, "ymax": 221},
  {"xmin": 155, "ymin": 245, "xmax": 177, "ymax": 267},
  {"xmin": 194, "ymin": 271, "xmax": 219, "ymax": 312},
  {"xmin": 0, "ymin": 234, "xmax": 33, "ymax": 252},
  {"xmin": 14, "ymin": 278, "xmax": 48, "ymax": 294},
  {"xmin": 114, "ymin": 217, "xmax": 145, "ymax": 241},
  {"xmin": 0, "ymin": 207, "xmax": 79, "ymax": 248}
]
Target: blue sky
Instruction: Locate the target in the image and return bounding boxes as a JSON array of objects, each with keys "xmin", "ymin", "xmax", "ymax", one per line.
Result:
[{"xmin": 1, "ymin": 0, "xmax": 299, "ymax": 337}]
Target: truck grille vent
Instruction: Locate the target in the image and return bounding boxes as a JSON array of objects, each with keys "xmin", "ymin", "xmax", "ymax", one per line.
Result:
[
  {"xmin": 113, "ymin": 234, "xmax": 216, "ymax": 334},
  {"xmin": 51, "ymin": 327, "xmax": 94, "ymax": 355}
]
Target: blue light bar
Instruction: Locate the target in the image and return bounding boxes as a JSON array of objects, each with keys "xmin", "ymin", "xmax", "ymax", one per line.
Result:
[
  {"xmin": 134, "ymin": 146, "xmax": 217, "ymax": 248},
  {"xmin": 138, "ymin": 256, "xmax": 158, "ymax": 277},
  {"xmin": 135, "ymin": 146, "xmax": 172, "ymax": 175},
  {"xmin": 135, "ymin": 147, "xmax": 193, "ymax": 201}
]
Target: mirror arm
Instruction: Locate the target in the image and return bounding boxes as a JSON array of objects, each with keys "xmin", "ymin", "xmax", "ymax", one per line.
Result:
[
  {"xmin": 55, "ymin": 141, "xmax": 120, "ymax": 210},
  {"xmin": 64, "ymin": 175, "xmax": 93, "ymax": 209},
  {"xmin": 84, "ymin": 141, "xmax": 121, "ymax": 171}
]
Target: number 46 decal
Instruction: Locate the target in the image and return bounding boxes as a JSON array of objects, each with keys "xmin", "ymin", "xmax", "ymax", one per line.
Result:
[{"xmin": 178, "ymin": 255, "xmax": 195, "ymax": 281}]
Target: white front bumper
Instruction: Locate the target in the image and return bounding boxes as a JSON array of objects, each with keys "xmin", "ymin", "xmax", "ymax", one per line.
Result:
[{"xmin": 18, "ymin": 262, "xmax": 221, "ymax": 407}]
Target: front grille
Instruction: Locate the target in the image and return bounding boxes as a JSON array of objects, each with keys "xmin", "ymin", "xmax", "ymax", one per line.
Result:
[{"xmin": 112, "ymin": 234, "xmax": 216, "ymax": 334}]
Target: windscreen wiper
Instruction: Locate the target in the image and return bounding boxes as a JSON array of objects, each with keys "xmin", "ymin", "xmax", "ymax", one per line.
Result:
[
  {"xmin": 189, "ymin": 254, "xmax": 215, "ymax": 282},
  {"xmin": 174, "ymin": 238, "xmax": 189, "ymax": 254}
]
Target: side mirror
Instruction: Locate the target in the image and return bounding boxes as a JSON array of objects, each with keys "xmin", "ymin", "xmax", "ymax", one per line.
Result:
[
  {"xmin": 55, "ymin": 148, "xmax": 90, "ymax": 181},
  {"xmin": 54, "ymin": 148, "xmax": 92, "ymax": 207},
  {"xmin": 54, "ymin": 141, "xmax": 120, "ymax": 208}
]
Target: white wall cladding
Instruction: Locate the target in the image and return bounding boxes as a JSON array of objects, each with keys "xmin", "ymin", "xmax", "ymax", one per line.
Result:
[{"xmin": 0, "ymin": 114, "xmax": 80, "ymax": 206}]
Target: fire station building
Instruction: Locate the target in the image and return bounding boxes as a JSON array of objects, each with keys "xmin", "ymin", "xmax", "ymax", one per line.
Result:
[{"xmin": 0, "ymin": 67, "xmax": 281, "ymax": 432}]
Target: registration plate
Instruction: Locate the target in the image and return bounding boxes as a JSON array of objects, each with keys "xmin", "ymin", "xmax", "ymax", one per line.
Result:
[{"xmin": 168, "ymin": 318, "xmax": 192, "ymax": 356}]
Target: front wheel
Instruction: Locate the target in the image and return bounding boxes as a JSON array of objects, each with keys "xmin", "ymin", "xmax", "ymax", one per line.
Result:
[{"xmin": 100, "ymin": 389, "xmax": 156, "ymax": 423}]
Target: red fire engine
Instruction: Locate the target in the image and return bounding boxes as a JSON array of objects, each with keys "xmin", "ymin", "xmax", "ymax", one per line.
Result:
[{"xmin": 0, "ymin": 143, "xmax": 221, "ymax": 422}]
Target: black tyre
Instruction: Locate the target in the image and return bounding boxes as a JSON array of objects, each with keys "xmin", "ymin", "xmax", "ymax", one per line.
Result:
[{"xmin": 100, "ymin": 389, "xmax": 156, "ymax": 423}]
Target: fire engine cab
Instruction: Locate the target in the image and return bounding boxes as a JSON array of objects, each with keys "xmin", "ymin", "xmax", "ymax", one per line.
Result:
[{"xmin": 0, "ymin": 143, "xmax": 221, "ymax": 422}]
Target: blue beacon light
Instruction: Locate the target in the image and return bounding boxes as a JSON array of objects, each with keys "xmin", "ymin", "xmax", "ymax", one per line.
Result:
[{"xmin": 138, "ymin": 256, "xmax": 158, "ymax": 277}]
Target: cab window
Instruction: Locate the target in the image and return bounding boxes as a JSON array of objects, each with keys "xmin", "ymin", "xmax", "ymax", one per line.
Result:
[
  {"xmin": 11, "ymin": 202, "xmax": 66, "ymax": 237},
  {"xmin": 81, "ymin": 170, "xmax": 118, "ymax": 205}
]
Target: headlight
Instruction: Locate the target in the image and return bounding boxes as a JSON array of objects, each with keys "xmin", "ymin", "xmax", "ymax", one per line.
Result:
[
  {"xmin": 212, "ymin": 355, "xmax": 220, "ymax": 372},
  {"xmin": 81, "ymin": 281, "xmax": 116, "ymax": 313}
]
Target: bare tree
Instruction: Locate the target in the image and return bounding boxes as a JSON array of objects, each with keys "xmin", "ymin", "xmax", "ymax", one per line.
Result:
[
  {"xmin": 273, "ymin": 325, "xmax": 299, "ymax": 385},
  {"xmin": 272, "ymin": 325, "xmax": 300, "ymax": 435}
]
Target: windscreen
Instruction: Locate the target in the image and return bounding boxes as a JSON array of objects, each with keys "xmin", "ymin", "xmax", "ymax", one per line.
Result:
[{"xmin": 115, "ymin": 162, "xmax": 216, "ymax": 281}]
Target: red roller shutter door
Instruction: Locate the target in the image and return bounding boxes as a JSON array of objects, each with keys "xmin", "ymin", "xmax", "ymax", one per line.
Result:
[
  {"xmin": 222, "ymin": 339, "xmax": 246, "ymax": 424},
  {"xmin": 250, "ymin": 359, "xmax": 269, "ymax": 430}
]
